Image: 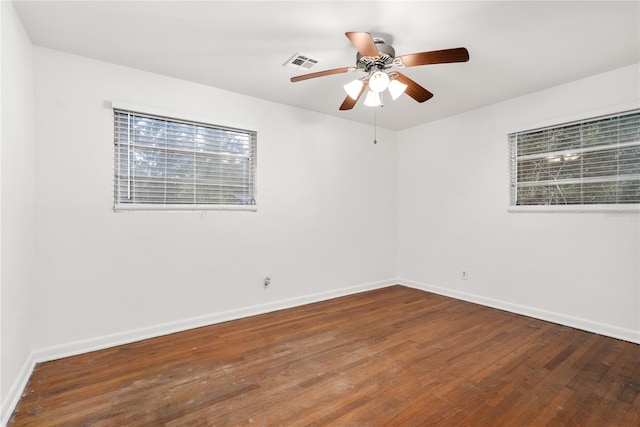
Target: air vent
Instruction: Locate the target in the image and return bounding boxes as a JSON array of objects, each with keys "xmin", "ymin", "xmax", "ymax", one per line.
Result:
[{"xmin": 283, "ymin": 52, "xmax": 320, "ymax": 70}]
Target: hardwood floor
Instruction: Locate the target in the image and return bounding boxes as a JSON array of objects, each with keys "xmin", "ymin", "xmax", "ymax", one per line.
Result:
[{"xmin": 9, "ymin": 285, "xmax": 640, "ymax": 426}]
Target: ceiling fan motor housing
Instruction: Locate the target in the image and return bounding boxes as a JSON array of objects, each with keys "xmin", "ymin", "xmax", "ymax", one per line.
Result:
[{"xmin": 356, "ymin": 39, "xmax": 396, "ymax": 71}]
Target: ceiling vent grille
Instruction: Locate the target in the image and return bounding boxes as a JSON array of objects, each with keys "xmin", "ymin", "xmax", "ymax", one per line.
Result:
[{"xmin": 283, "ymin": 52, "xmax": 320, "ymax": 70}]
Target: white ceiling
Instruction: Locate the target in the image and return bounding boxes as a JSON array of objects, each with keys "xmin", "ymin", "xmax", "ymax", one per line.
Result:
[{"xmin": 12, "ymin": 1, "xmax": 640, "ymax": 130}]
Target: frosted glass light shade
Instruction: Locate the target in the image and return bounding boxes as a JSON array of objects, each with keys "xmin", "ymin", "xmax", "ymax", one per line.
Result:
[
  {"xmin": 369, "ymin": 71, "xmax": 390, "ymax": 93},
  {"xmin": 343, "ymin": 79, "xmax": 364, "ymax": 100},
  {"xmin": 388, "ymin": 79, "xmax": 408, "ymax": 100},
  {"xmin": 364, "ymin": 90, "xmax": 382, "ymax": 107}
]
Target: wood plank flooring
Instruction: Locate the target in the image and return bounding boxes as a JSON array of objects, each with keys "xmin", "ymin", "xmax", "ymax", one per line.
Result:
[{"xmin": 9, "ymin": 285, "xmax": 640, "ymax": 426}]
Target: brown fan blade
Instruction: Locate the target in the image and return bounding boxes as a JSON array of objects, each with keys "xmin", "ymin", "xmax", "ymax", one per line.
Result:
[
  {"xmin": 339, "ymin": 81, "xmax": 368, "ymax": 110},
  {"xmin": 345, "ymin": 32, "xmax": 380, "ymax": 58},
  {"xmin": 291, "ymin": 67, "xmax": 354, "ymax": 83},
  {"xmin": 394, "ymin": 73, "xmax": 433, "ymax": 103},
  {"xmin": 398, "ymin": 47, "xmax": 469, "ymax": 67}
]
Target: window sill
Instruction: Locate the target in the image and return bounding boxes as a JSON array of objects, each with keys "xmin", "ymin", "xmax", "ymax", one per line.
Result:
[
  {"xmin": 114, "ymin": 204, "xmax": 258, "ymax": 212},
  {"xmin": 508, "ymin": 205, "xmax": 640, "ymax": 214}
]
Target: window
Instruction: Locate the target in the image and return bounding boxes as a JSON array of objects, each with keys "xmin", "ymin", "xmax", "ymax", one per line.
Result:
[
  {"xmin": 509, "ymin": 109, "xmax": 640, "ymax": 210},
  {"xmin": 114, "ymin": 109, "xmax": 257, "ymax": 211}
]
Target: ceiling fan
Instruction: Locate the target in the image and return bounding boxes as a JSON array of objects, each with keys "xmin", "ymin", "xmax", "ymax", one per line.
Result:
[{"xmin": 290, "ymin": 32, "xmax": 469, "ymax": 110}]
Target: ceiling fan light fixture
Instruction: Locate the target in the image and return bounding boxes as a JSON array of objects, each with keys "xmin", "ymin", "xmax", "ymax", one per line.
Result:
[
  {"xmin": 388, "ymin": 79, "xmax": 408, "ymax": 100},
  {"xmin": 343, "ymin": 79, "xmax": 364, "ymax": 100},
  {"xmin": 369, "ymin": 71, "xmax": 390, "ymax": 93},
  {"xmin": 364, "ymin": 90, "xmax": 382, "ymax": 107}
]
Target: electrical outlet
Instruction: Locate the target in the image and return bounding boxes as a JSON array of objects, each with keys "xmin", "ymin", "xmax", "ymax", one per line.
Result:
[
  {"xmin": 461, "ymin": 271, "xmax": 469, "ymax": 280},
  {"xmin": 264, "ymin": 276, "xmax": 271, "ymax": 288}
]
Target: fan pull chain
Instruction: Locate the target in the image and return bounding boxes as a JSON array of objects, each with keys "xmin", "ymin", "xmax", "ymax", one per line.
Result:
[{"xmin": 373, "ymin": 111, "xmax": 378, "ymax": 144}]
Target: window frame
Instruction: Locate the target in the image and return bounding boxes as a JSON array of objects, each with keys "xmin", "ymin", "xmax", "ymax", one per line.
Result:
[
  {"xmin": 508, "ymin": 103, "xmax": 640, "ymax": 213},
  {"xmin": 112, "ymin": 102, "xmax": 257, "ymax": 212}
]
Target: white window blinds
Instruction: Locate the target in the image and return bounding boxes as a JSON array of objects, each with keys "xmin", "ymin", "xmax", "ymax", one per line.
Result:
[
  {"xmin": 509, "ymin": 110, "xmax": 640, "ymax": 208},
  {"xmin": 114, "ymin": 109, "xmax": 257, "ymax": 211}
]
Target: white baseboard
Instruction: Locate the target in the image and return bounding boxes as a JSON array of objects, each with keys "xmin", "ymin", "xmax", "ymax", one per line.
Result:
[
  {"xmin": 1, "ymin": 352, "xmax": 36, "ymax": 427},
  {"xmin": 33, "ymin": 279, "xmax": 395, "ymax": 364},
  {"xmin": 399, "ymin": 278, "xmax": 640, "ymax": 344}
]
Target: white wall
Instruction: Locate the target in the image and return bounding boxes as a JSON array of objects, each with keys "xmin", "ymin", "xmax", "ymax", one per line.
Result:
[
  {"xmin": 0, "ymin": 0, "xmax": 37, "ymax": 421},
  {"xmin": 398, "ymin": 64, "xmax": 640, "ymax": 342},
  {"xmin": 32, "ymin": 47, "xmax": 398, "ymax": 355}
]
